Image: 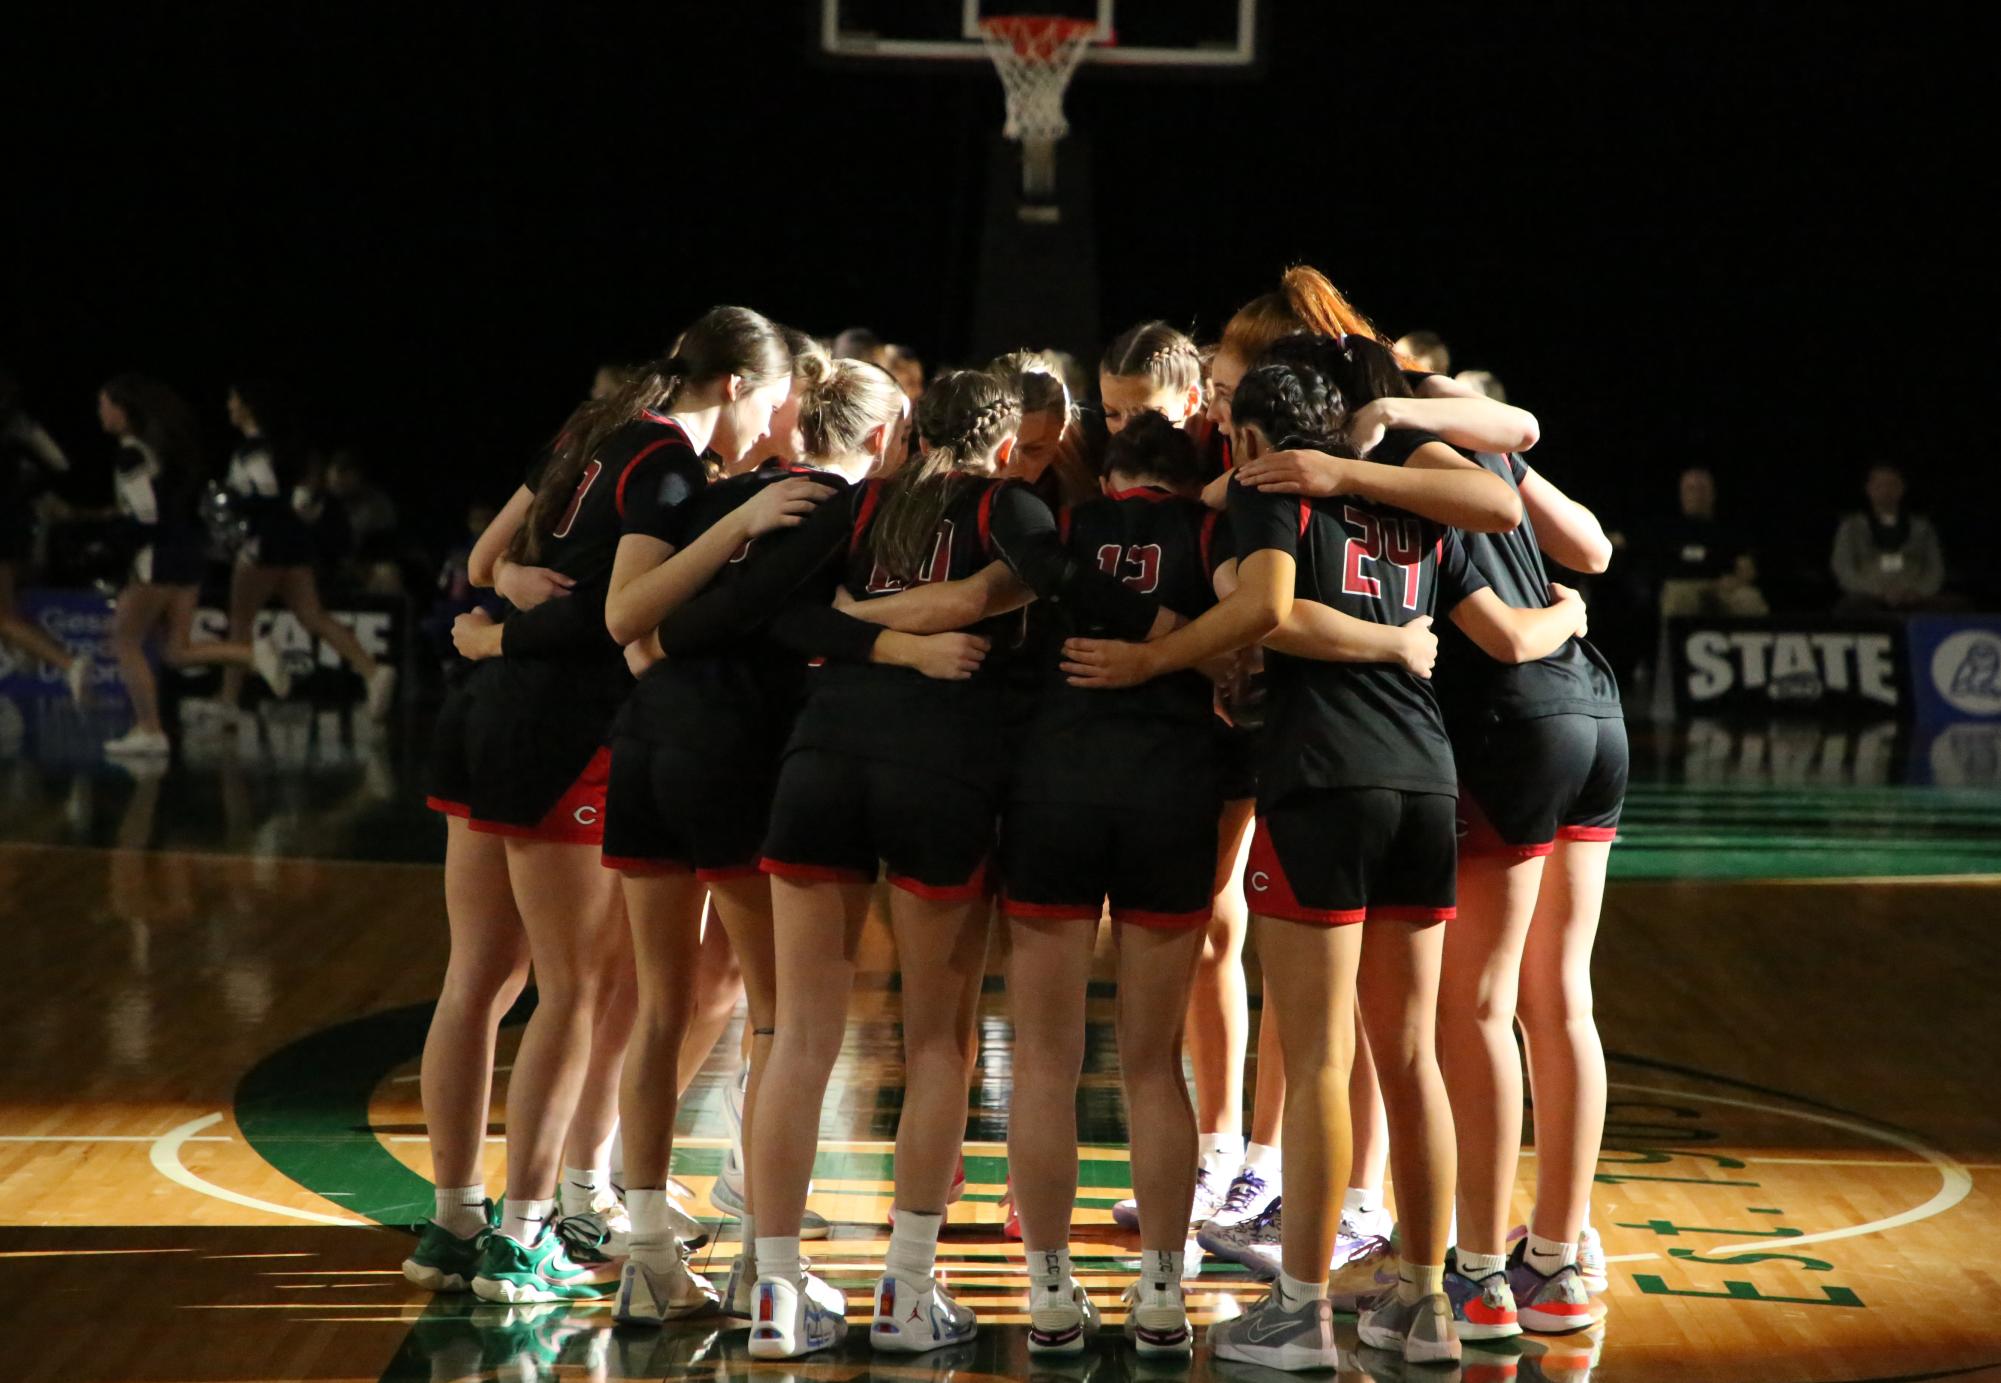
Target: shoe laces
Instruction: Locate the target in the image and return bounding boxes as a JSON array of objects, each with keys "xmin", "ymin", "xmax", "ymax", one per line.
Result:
[
  {"xmin": 1219, "ymin": 1168, "xmax": 1266, "ymax": 1214},
  {"xmin": 1335, "ymin": 1234, "xmax": 1392, "ymax": 1269}
]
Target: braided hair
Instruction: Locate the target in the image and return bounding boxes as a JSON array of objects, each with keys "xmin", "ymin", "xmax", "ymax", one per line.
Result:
[
  {"xmin": 1100, "ymin": 320, "xmax": 1203, "ymax": 399},
  {"xmin": 1229, "ymin": 348, "xmax": 1351, "ymax": 454},
  {"xmin": 872, "ymin": 368, "xmax": 1021, "ymax": 582}
]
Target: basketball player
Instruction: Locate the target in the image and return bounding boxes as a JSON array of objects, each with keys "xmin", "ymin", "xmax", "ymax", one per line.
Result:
[
  {"xmin": 217, "ymin": 380, "xmax": 397, "ymax": 723},
  {"xmin": 431, "ymin": 308, "xmax": 809, "ymax": 1305},
  {"xmin": 1063, "ymin": 340, "xmax": 1582, "ymax": 1369},
  {"xmin": 601, "ymin": 357, "xmax": 988, "ymax": 1324}
]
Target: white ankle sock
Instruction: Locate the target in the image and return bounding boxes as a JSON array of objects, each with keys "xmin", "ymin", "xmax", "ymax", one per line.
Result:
[
  {"xmin": 1342, "ymin": 1186, "xmax": 1380, "ymax": 1218},
  {"xmin": 627, "ymin": 1188, "xmax": 670, "ymax": 1241},
  {"xmin": 560, "ymin": 1165, "xmax": 604, "ymax": 1218},
  {"xmin": 1276, "ymin": 1268, "xmax": 1326, "ymax": 1308},
  {"xmin": 756, "ymin": 1234, "xmax": 802, "ymax": 1284},
  {"xmin": 501, "ymin": 1197, "xmax": 555, "ymax": 1246},
  {"xmin": 1397, "ymin": 1260, "xmax": 1444, "ymax": 1305},
  {"xmin": 608, "ymin": 1126, "xmax": 624, "ymax": 1186},
  {"xmin": 1526, "ymin": 1232, "xmax": 1576, "ymax": 1275},
  {"xmin": 1141, "ymin": 1248, "xmax": 1184, "ymax": 1289},
  {"xmin": 740, "ymin": 1211, "xmax": 757, "ymax": 1244},
  {"xmin": 885, "ymin": 1207, "xmax": 943, "ymax": 1277},
  {"xmin": 1458, "ymin": 1248, "xmax": 1507, "ymax": 1277},
  {"xmin": 1244, "ymin": 1141, "xmax": 1281, "ymax": 1173},
  {"xmin": 1200, "ymin": 1133, "xmax": 1244, "ymax": 1172},
  {"xmin": 434, "ymin": 1185, "xmax": 486, "ymax": 1237},
  {"xmin": 1028, "ymin": 1246, "xmax": 1072, "ymax": 1289}
]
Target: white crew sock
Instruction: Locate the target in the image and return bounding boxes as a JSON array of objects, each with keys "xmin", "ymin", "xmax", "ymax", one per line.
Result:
[
  {"xmin": 1458, "ymin": 1248, "xmax": 1508, "ymax": 1277},
  {"xmin": 628, "ymin": 1188, "xmax": 670, "ymax": 1242},
  {"xmin": 1276, "ymin": 1268, "xmax": 1327, "ymax": 1308},
  {"xmin": 1141, "ymin": 1247, "xmax": 1184, "ymax": 1290},
  {"xmin": 500, "ymin": 1197, "xmax": 555, "ymax": 1246},
  {"xmin": 740, "ymin": 1211, "xmax": 757, "ymax": 1246},
  {"xmin": 886, "ymin": 1207, "xmax": 944, "ymax": 1278},
  {"xmin": 1200, "ymin": 1133, "xmax": 1245, "ymax": 1173},
  {"xmin": 560, "ymin": 1165, "xmax": 604, "ymax": 1218},
  {"xmin": 1028, "ymin": 1245, "xmax": 1073, "ymax": 1290},
  {"xmin": 1397, "ymin": 1259, "xmax": 1445, "ymax": 1306},
  {"xmin": 1526, "ymin": 1232, "xmax": 1576, "ymax": 1275},
  {"xmin": 434, "ymin": 1185, "xmax": 487, "ymax": 1238},
  {"xmin": 608, "ymin": 1125, "xmax": 624, "ymax": 1187},
  {"xmin": 1244, "ymin": 1141, "xmax": 1281, "ymax": 1173},
  {"xmin": 757, "ymin": 1234, "xmax": 802, "ymax": 1284},
  {"xmin": 1342, "ymin": 1186, "xmax": 1381, "ymax": 1218}
]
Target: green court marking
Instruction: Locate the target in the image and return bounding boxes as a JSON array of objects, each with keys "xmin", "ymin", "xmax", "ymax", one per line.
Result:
[
  {"xmin": 1617, "ymin": 1217, "xmax": 1802, "ymax": 1239},
  {"xmin": 1632, "ymin": 1274, "xmax": 1863, "ymax": 1308},
  {"xmin": 1669, "ymin": 1247, "xmax": 1833, "ymax": 1271}
]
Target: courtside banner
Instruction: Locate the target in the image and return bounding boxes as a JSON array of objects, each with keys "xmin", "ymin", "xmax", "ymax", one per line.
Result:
[
  {"xmin": 1668, "ymin": 617, "xmax": 1907, "ymax": 716},
  {"xmin": 0, "ymin": 588, "xmax": 118, "ymax": 701},
  {"xmin": 1905, "ymin": 615, "xmax": 2001, "ymax": 728},
  {"xmin": 187, "ymin": 596, "xmax": 404, "ymax": 702}
]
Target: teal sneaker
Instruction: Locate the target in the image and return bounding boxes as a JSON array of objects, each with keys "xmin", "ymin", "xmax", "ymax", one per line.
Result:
[
  {"xmin": 472, "ymin": 1226, "xmax": 613, "ymax": 1304},
  {"xmin": 402, "ymin": 1200, "xmax": 496, "ymax": 1292}
]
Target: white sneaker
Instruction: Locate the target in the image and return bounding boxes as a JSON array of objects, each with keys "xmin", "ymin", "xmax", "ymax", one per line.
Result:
[
  {"xmin": 364, "ymin": 664, "xmax": 397, "ymax": 721},
  {"xmin": 1210, "ymin": 1163, "xmax": 1281, "ymax": 1229},
  {"xmin": 65, "ymin": 657, "xmax": 91, "ymax": 707},
  {"xmin": 1122, "ymin": 1278, "xmax": 1192, "ymax": 1356},
  {"xmin": 723, "ymin": 1250, "xmax": 756, "ymax": 1319},
  {"xmin": 724, "ymin": 1064, "xmax": 748, "ymax": 1145},
  {"xmin": 252, "ymin": 637, "xmax": 292, "ymax": 698},
  {"xmin": 1327, "ymin": 1234, "xmax": 1397, "ymax": 1311},
  {"xmin": 870, "ymin": 1269, "xmax": 977, "ymax": 1352},
  {"xmin": 612, "ymin": 1242, "xmax": 719, "ymax": 1325},
  {"xmin": 104, "ymin": 727, "xmax": 170, "ymax": 757},
  {"xmin": 1191, "ymin": 1163, "xmax": 1230, "ymax": 1227},
  {"xmin": 1026, "ymin": 1275, "xmax": 1099, "ymax": 1355},
  {"xmin": 748, "ymin": 1272, "xmax": 848, "ymax": 1359},
  {"xmin": 712, "ymin": 1156, "xmax": 828, "ymax": 1239}
]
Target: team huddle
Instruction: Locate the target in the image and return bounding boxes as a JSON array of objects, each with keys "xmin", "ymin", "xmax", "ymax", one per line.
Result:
[{"xmin": 403, "ymin": 265, "xmax": 1627, "ymax": 1371}]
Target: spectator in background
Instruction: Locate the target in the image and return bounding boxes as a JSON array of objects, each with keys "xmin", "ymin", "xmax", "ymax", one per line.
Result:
[
  {"xmin": 1831, "ymin": 463, "xmax": 1948, "ymax": 611},
  {"xmin": 1455, "ymin": 369, "xmax": 1507, "ymax": 401},
  {"xmin": 422, "ymin": 498, "xmax": 504, "ymax": 663},
  {"xmin": 832, "ymin": 326, "xmax": 887, "ymax": 363},
  {"xmin": 886, "ymin": 343, "xmax": 925, "ymax": 401},
  {"xmin": 323, "ymin": 450, "xmax": 404, "ymax": 595},
  {"xmin": 1396, "ymin": 329, "xmax": 1451, "ymax": 375},
  {"xmin": 0, "ymin": 366, "xmax": 87, "ymax": 699},
  {"xmin": 1657, "ymin": 465, "xmax": 1769, "ymax": 617},
  {"xmin": 592, "ymin": 361, "xmax": 640, "ymax": 401}
]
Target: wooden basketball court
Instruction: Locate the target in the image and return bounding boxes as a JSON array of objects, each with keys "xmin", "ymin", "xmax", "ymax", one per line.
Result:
[{"xmin": 4, "ymin": 722, "xmax": 2000, "ymax": 1382}]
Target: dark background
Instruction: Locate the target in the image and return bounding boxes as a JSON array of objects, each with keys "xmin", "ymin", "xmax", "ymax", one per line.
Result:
[{"xmin": 5, "ymin": 2, "xmax": 1985, "ymax": 599}]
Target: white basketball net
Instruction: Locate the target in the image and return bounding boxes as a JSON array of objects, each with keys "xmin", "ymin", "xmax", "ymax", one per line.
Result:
[{"xmin": 978, "ymin": 16, "xmax": 1097, "ymax": 143}]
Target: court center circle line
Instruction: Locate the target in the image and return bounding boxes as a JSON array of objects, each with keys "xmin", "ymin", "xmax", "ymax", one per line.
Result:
[
  {"xmin": 1601, "ymin": 1080, "xmax": 1972, "ymax": 1263},
  {"xmin": 151, "ymin": 1113, "xmax": 369, "ymax": 1228}
]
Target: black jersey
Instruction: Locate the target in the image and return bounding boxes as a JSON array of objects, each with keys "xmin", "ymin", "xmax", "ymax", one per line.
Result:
[
  {"xmin": 1011, "ymin": 487, "xmax": 1226, "ymax": 806},
  {"xmin": 499, "ymin": 411, "xmax": 704, "ymax": 663},
  {"xmin": 615, "ymin": 463, "xmax": 851, "ymax": 746},
  {"xmin": 1435, "ymin": 452, "xmax": 1621, "ymax": 728},
  {"xmin": 747, "ymin": 473, "xmax": 1160, "ymax": 789},
  {"xmin": 1229, "ymin": 476, "xmax": 1488, "ymax": 804}
]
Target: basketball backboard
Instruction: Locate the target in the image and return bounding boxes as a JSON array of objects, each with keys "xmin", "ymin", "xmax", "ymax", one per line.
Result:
[{"xmin": 818, "ymin": 0, "xmax": 1262, "ymax": 72}]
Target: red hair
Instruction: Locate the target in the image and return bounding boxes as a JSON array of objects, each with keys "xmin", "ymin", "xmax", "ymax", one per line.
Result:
[{"xmin": 1219, "ymin": 264, "xmax": 1415, "ymax": 369}]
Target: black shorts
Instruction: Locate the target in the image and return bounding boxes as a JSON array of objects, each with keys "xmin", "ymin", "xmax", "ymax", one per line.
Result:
[
  {"xmin": 1001, "ymin": 800, "xmax": 1216, "ymax": 930},
  {"xmin": 1455, "ymin": 714, "xmax": 1628, "ymax": 858},
  {"xmin": 429, "ymin": 662, "xmax": 623, "ymax": 845},
  {"xmin": 424, "ymin": 675, "xmax": 479, "ymax": 818},
  {"xmin": 1246, "ymin": 788, "xmax": 1457, "ymax": 926},
  {"xmin": 137, "ymin": 540, "xmax": 207, "ymax": 586},
  {"xmin": 247, "ymin": 512, "xmax": 316, "ymax": 568},
  {"xmin": 761, "ymin": 748, "xmax": 995, "ymax": 901},
  {"xmin": 1217, "ymin": 723, "xmax": 1260, "ymax": 803},
  {"xmin": 602, "ymin": 733, "xmax": 774, "ymax": 882}
]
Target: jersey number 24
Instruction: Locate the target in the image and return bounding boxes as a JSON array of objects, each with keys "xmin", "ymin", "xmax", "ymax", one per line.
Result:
[{"xmin": 1341, "ymin": 505, "xmax": 1425, "ymax": 612}]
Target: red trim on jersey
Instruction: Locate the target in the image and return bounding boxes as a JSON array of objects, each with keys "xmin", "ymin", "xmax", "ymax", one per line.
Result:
[
  {"xmin": 1199, "ymin": 509, "xmax": 1221, "ymax": 572},
  {"xmin": 1104, "ymin": 486, "xmax": 1178, "ymax": 503},
  {"xmin": 602, "ymin": 855, "xmax": 693, "ymax": 876},
  {"xmin": 888, "ymin": 862, "xmax": 988, "ymax": 902},
  {"xmin": 613, "ymin": 435, "xmax": 685, "ymax": 522},
  {"xmin": 976, "ymin": 480, "xmax": 1003, "ymax": 556},
  {"xmin": 466, "ymin": 747, "xmax": 611, "ymax": 847},
  {"xmin": 1369, "ymin": 905, "xmax": 1457, "ymax": 924},
  {"xmin": 1243, "ymin": 818, "xmax": 1365, "ymax": 926},
  {"xmin": 850, "ymin": 479, "xmax": 885, "ymax": 558},
  {"xmin": 1058, "ymin": 506, "xmax": 1072, "ymax": 543},
  {"xmin": 760, "ymin": 857, "xmax": 874, "ymax": 885},
  {"xmin": 1298, "ymin": 498, "xmax": 1313, "ymax": 538},
  {"xmin": 1113, "ymin": 905, "xmax": 1211, "ymax": 931},
  {"xmin": 695, "ymin": 863, "xmax": 763, "ymax": 883},
  {"xmin": 1557, "ymin": 825, "xmax": 1619, "ymax": 842},
  {"xmin": 426, "ymin": 795, "xmax": 470, "ymax": 818},
  {"xmin": 1003, "ymin": 897, "xmax": 1101, "ymax": 923}
]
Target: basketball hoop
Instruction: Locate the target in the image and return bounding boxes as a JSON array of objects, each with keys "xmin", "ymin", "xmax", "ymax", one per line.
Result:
[{"xmin": 978, "ymin": 15, "xmax": 1097, "ymax": 208}]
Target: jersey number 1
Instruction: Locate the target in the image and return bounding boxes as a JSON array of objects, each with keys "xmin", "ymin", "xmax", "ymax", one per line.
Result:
[
  {"xmin": 552, "ymin": 460, "xmax": 603, "ymax": 540},
  {"xmin": 1341, "ymin": 505, "xmax": 1425, "ymax": 611}
]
